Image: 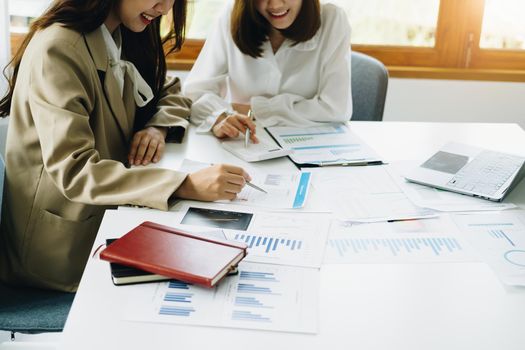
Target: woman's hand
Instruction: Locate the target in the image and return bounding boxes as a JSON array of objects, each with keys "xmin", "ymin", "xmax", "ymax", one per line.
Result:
[
  {"xmin": 174, "ymin": 164, "xmax": 251, "ymax": 201},
  {"xmin": 128, "ymin": 126, "xmax": 167, "ymax": 166},
  {"xmin": 212, "ymin": 113, "xmax": 258, "ymax": 143},
  {"xmin": 231, "ymin": 103, "xmax": 250, "ymax": 115}
]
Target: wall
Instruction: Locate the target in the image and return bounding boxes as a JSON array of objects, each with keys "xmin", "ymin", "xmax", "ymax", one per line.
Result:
[{"xmin": 384, "ymin": 78, "xmax": 525, "ymax": 129}]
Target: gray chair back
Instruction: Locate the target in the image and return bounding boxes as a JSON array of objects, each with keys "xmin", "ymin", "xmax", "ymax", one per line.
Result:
[
  {"xmin": 350, "ymin": 51, "xmax": 389, "ymax": 121},
  {"xmin": 0, "ymin": 154, "xmax": 75, "ymax": 338}
]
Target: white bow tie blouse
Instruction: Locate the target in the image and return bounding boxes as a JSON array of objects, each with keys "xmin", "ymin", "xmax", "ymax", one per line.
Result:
[
  {"xmin": 183, "ymin": 3, "xmax": 352, "ymax": 130},
  {"xmin": 100, "ymin": 24, "xmax": 154, "ymax": 107}
]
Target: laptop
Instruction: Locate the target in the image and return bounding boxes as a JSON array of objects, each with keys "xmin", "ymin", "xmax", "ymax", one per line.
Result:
[{"xmin": 405, "ymin": 142, "xmax": 525, "ymax": 202}]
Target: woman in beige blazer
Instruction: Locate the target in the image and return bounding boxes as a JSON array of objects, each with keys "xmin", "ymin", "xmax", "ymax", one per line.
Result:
[{"xmin": 0, "ymin": 0, "xmax": 251, "ymax": 292}]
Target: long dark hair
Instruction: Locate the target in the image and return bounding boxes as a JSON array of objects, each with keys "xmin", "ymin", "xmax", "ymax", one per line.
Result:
[
  {"xmin": 231, "ymin": 0, "xmax": 321, "ymax": 58},
  {"xmin": 0, "ymin": 0, "xmax": 187, "ymax": 131}
]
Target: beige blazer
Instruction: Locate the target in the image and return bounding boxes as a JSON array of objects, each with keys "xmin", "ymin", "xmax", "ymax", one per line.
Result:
[{"xmin": 0, "ymin": 24, "xmax": 191, "ymax": 292}]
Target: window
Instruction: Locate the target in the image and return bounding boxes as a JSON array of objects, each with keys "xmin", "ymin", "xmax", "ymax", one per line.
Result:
[
  {"xmin": 7, "ymin": 0, "xmax": 525, "ymax": 81},
  {"xmin": 324, "ymin": 0, "xmax": 440, "ymax": 47},
  {"xmin": 175, "ymin": 0, "xmax": 525, "ymax": 81},
  {"xmin": 480, "ymin": 0, "xmax": 525, "ymax": 50}
]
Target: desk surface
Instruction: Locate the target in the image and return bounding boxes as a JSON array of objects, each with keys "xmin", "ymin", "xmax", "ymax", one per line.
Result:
[{"xmin": 59, "ymin": 122, "xmax": 525, "ymax": 350}]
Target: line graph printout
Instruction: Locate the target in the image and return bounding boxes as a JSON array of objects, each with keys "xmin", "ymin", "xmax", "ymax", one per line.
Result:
[
  {"xmin": 452, "ymin": 211, "xmax": 525, "ymax": 286},
  {"xmin": 309, "ymin": 167, "xmax": 436, "ymax": 222},
  {"xmin": 226, "ymin": 212, "xmax": 331, "ymax": 267},
  {"xmin": 266, "ymin": 123, "xmax": 382, "ymax": 166},
  {"xmin": 122, "ymin": 262, "xmax": 319, "ymax": 334},
  {"xmin": 324, "ymin": 216, "xmax": 476, "ymax": 264}
]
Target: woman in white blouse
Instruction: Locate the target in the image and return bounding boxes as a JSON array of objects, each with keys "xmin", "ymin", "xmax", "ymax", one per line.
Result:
[{"xmin": 184, "ymin": 0, "xmax": 352, "ymax": 140}]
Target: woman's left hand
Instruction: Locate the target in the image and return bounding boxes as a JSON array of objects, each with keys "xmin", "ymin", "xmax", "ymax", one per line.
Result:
[{"xmin": 128, "ymin": 126, "xmax": 167, "ymax": 166}]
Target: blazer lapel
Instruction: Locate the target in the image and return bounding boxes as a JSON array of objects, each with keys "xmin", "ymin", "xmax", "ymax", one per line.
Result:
[
  {"xmin": 122, "ymin": 74, "xmax": 136, "ymax": 123},
  {"xmin": 83, "ymin": 28, "xmax": 131, "ymax": 140}
]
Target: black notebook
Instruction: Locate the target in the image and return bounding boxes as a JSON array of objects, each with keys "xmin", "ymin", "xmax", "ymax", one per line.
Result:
[{"xmin": 106, "ymin": 239, "xmax": 170, "ymax": 285}]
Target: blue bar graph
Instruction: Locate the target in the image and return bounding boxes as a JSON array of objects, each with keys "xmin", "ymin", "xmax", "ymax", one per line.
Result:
[
  {"xmin": 168, "ymin": 280, "xmax": 191, "ymax": 289},
  {"xmin": 159, "ymin": 305, "xmax": 195, "ymax": 317},
  {"xmin": 164, "ymin": 292, "xmax": 193, "ymax": 303},
  {"xmin": 330, "ymin": 237, "xmax": 463, "ymax": 258},
  {"xmin": 232, "ymin": 310, "xmax": 271, "ymax": 323},
  {"xmin": 239, "ymin": 271, "xmax": 278, "ymax": 282},
  {"xmin": 237, "ymin": 283, "xmax": 275, "ymax": 295},
  {"xmin": 235, "ymin": 296, "xmax": 273, "ymax": 309},
  {"xmin": 234, "ymin": 233, "xmax": 303, "ymax": 254}
]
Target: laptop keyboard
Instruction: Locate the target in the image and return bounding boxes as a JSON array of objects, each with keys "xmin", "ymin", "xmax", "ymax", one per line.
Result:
[{"xmin": 447, "ymin": 150, "xmax": 524, "ymax": 196}]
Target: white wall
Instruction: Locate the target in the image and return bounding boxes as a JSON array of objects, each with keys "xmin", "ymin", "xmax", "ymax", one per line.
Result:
[{"xmin": 384, "ymin": 78, "xmax": 525, "ymax": 130}]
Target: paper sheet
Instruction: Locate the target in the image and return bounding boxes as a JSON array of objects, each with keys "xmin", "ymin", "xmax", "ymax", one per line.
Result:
[
  {"xmin": 225, "ymin": 212, "xmax": 331, "ymax": 268},
  {"xmin": 179, "ymin": 159, "xmax": 312, "ymax": 209},
  {"xmin": 310, "ymin": 166, "xmax": 436, "ymax": 222},
  {"xmin": 176, "ymin": 204, "xmax": 330, "ymax": 267},
  {"xmin": 452, "ymin": 210, "xmax": 525, "ymax": 286},
  {"xmin": 266, "ymin": 123, "xmax": 382, "ymax": 165},
  {"xmin": 221, "ymin": 138, "xmax": 292, "ymax": 162},
  {"xmin": 324, "ymin": 216, "xmax": 477, "ymax": 264},
  {"xmin": 122, "ymin": 262, "xmax": 319, "ymax": 334},
  {"xmin": 387, "ymin": 161, "xmax": 516, "ymax": 212}
]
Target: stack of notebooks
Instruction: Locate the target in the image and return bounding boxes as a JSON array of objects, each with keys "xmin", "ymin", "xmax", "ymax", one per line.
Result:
[{"xmin": 100, "ymin": 221, "xmax": 248, "ymax": 287}]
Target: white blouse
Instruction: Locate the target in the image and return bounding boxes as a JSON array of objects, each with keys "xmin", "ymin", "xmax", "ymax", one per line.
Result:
[
  {"xmin": 183, "ymin": 3, "xmax": 352, "ymax": 130},
  {"xmin": 100, "ymin": 24, "xmax": 153, "ymax": 107}
]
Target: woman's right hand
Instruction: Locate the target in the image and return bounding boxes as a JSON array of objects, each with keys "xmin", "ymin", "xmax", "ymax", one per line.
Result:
[
  {"xmin": 173, "ymin": 164, "xmax": 251, "ymax": 201},
  {"xmin": 212, "ymin": 113, "xmax": 258, "ymax": 143}
]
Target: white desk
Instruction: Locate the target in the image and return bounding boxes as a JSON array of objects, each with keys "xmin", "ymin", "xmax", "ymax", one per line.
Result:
[{"xmin": 59, "ymin": 122, "xmax": 525, "ymax": 350}]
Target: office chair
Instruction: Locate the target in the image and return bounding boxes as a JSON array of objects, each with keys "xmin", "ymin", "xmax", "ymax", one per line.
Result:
[
  {"xmin": 0, "ymin": 154, "xmax": 75, "ymax": 340},
  {"xmin": 350, "ymin": 51, "xmax": 389, "ymax": 121}
]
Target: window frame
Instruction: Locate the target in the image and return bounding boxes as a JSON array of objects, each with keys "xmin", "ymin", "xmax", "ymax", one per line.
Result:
[{"xmin": 9, "ymin": 0, "xmax": 525, "ymax": 81}]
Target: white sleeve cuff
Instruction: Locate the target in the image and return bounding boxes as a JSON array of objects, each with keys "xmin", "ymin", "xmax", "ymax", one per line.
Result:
[{"xmin": 195, "ymin": 108, "xmax": 230, "ymax": 134}]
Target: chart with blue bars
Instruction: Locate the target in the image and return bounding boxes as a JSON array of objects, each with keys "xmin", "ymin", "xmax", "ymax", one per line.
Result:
[
  {"xmin": 159, "ymin": 281, "xmax": 195, "ymax": 317},
  {"xmin": 326, "ymin": 233, "xmax": 471, "ymax": 263},
  {"xmin": 233, "ymin": 233, "xmax": 303, "ymax": 253},
  {"xmin": 145, "ymin": 262, "xmax": 318, "ymax": 333},
  {"xmin": 331, "ymin": 236, "xmax": 462, "ymax": 257},
  {"xmin": 231, "ymin": 270, "xmax": 281, "ymax": 324}
]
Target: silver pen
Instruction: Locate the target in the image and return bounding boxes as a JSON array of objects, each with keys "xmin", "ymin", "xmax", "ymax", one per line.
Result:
[
  {"xmin": 244, "ymin": 110, "xmax": 254, "ymax": 149},
  {"xmin": 246, "ymin": 181, "xmax": 267, "ymax": 194}
]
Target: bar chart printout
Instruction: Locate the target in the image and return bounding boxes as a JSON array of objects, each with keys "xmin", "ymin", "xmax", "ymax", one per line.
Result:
[
  {"xmin": 324, "ymin": 217, "xmax": 475, "ymax": 263},
  {"xmin": 227, "ymin": 212, "xmax": 330, "ymax": 267},
  {"xmin": 452, "ymin": 211, "xmax": 525, "ymax": 286},
  {"xmin": 123, "ymin": 262, "xmax": 319, "ymax": 333}
]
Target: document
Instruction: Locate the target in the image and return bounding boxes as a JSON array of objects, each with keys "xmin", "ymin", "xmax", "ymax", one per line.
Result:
[
  {"xmin": 452, "ymin": 210, "xmax": 525, "ymax": 286},
  {"xmin": 224, "ymin": 212, "xmax": 331, "ymax": 268},
  {"xmin": 122, "ymin": 262, "xmax": 319, "ymax": 334},
  {"xmin": 310, "ymin": 166, "xmax": 436, "ymax": 222},
  {"xmin": 266, "ymin": 123, "xmax": 382, "ymax": 166},
  {"xmin": 387, "ymin": 161, "xmax": 516, "ymax": 212},
  {"xmin": 324, "ymin": 216, "xmax": 477, "ymax": 264},
  {"xmin": 179, "ymin": 159, "xmax": 312, "ymax": 209},
  {"xmin": 177, "ymin": 204, "xmax": 330, "ymax": 267},
  {"xmin": 221, "ymin": 138, "xmax": 292, "ymax": 162}
]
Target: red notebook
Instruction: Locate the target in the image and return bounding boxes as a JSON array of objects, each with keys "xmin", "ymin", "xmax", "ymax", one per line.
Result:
[{"xmin": 99, "ymin": 221, "xmax": 248, "ymax": 288}]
